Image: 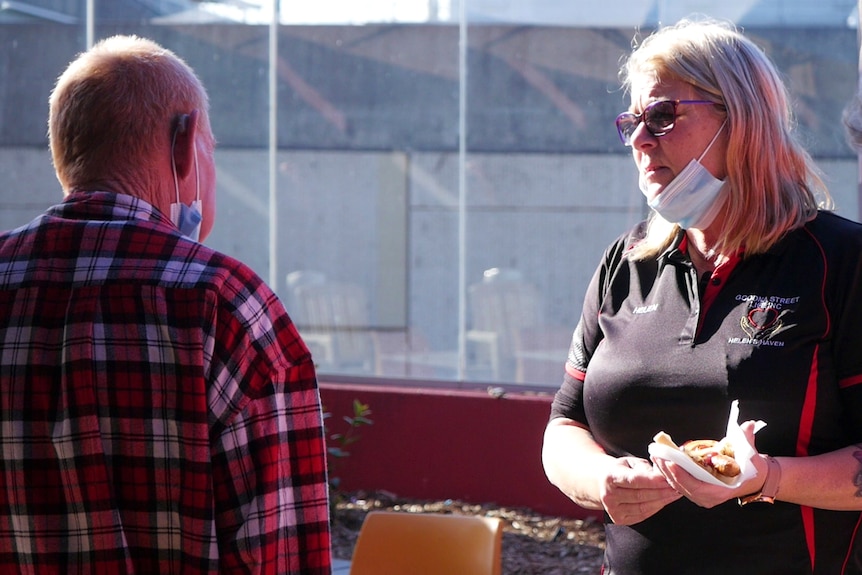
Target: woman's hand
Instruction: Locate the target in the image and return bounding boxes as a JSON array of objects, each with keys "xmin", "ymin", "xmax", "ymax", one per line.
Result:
[
  {"xmin": 543, "ymin": 418, "xmax": 680, "ymax": 524},
  {"xmin": 599, "ymin": 456, "xmax": 683, "ymax": 525}
]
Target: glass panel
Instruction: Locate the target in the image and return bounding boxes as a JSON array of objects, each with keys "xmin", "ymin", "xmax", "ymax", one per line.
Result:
[
  {"xmin": 0, "ymin": 0, "xmax": 858, "ymax": 388},
  {"xmin": 0, "ymin": 4, "xmax": 86, "ymax": 233},
  {"xmin": 274, "ymin": 23, "xmax": 461, "ymax": 378}
]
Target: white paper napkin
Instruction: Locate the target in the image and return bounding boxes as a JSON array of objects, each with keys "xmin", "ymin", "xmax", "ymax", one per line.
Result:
[{"xmin": 647, "ymin": 400, "xmax": 766, "ymax": 488}]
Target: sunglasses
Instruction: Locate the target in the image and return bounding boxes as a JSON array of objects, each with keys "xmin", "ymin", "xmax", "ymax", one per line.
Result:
[{"xmin": 615, "ymin": 100, "xmax": 717, "ymax": 146}]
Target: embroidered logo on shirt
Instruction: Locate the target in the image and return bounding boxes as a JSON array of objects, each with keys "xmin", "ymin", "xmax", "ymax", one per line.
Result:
[{"xmin": 728, "ymin": 294, "xmax": 798, "ymax": 347}]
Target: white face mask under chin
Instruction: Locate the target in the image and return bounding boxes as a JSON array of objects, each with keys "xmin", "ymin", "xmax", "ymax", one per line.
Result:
[
  {"xmin": 170, "ymin": 122, "xmax": 203, "ymax": 241},
  {"xmin": 641, "ymin": 120, "xmax": 728, "ymax": 230}
]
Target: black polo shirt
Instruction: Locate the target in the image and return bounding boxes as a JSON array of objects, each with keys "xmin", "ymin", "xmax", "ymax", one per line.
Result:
[{"xmin": 551, "ymin": 210, "xmax": 862, "ymax": 574}]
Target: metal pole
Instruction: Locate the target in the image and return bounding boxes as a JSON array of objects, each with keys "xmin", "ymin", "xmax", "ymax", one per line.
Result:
[
  {"xmin": 857, "ymin": 0, "xmax": 862, "ymax": 221},
  {"xmin": 86, "ymin": 0, "xmax": 94, "ymax": 48},
  {"xmin": 268, "ymin": 0, "xmax": 279, "ymax": 289},
  {"xmin": 456, "ymin": 0, "xmax": 467, "ymax": 380}
]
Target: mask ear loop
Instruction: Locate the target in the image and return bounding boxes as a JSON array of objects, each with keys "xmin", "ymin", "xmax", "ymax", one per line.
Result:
[
  {"xmin": 697, "ymin": 119, "xmax": 728, "ymax": 163},
  {"xmin": 193, "ymin": 138, "xmax": 200, "ymax": 203},
  {"xmin": 171, "ymin": 114, "xmax": 191, "ymax": 205}
]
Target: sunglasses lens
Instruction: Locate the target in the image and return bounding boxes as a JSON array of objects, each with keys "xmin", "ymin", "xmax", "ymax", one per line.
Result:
[
  {"xmin": 615, "ymin": 100, "xmax": 685, "ymax": 144},
  {"xmin": 615, "ymin": 113, "xmax": 639, "ymax": 144},
  {"xmin": 644, "ymin": 101, "xmax": 676, "ymax": 135}
]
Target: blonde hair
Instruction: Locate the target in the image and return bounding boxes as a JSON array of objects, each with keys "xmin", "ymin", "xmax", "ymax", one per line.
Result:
[
  {"xmin": 843, "ymin": 93, "xmax": 862, "ymax": 151},
  {"xmin": 49, "ymin": 35, "xmax": 210, "ymax": 192},
  {"xmin": 622, "ymin": 19, "xmax": 831, "ymax": 260}
]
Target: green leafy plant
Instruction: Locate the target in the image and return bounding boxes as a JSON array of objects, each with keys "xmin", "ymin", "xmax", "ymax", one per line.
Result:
[{"xmin": 323, "ymin": 399, "xmax": 373, "ymax": 492}]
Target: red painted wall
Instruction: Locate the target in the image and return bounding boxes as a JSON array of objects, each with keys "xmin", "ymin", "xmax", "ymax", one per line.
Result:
[{"xmin": 319, "ymin": 380, "xmax": 601, "ymax": 520}]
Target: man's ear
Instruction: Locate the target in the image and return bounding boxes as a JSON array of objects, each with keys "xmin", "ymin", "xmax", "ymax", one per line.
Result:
[{"xmin": 172, "ymin": 109, "xmax": 199, "ymax": 180}]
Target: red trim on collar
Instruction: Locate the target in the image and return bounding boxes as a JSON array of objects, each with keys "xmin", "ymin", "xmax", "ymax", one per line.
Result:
[{"xmin": 679, "ymin": 235, "xmax": 742, "ymax": 315}]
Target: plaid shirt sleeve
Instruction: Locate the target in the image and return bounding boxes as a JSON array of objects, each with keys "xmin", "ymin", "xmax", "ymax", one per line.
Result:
[{"xmin": 206, "ymin": 268, "xmax": 332, "ymax": 573}]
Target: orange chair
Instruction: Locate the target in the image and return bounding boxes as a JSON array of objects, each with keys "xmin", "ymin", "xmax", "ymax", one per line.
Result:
[{"xmin": 349, "ymin": 511, "xmax": 503, "ymax": 575}]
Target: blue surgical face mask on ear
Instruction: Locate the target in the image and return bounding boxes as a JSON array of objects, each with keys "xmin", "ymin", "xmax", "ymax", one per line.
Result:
[
  {"xmin": 640, "ymin": 120, "xmax": 728, "ymax": 230},
  {"xmin": 170, "ymin": 117, "xmax": 203, "ymax": 241},
  {"xmin": 171, "ymin": 200, "xmax": 202, "ymax": 240}
]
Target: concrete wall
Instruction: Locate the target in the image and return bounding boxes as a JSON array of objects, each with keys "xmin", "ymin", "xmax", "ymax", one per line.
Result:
[
  {"xmin": 2, "ymin": 24, "xmax": 858, "ymax": 155},
  {"xmin": 1, "ymin": 147, "xmax": 857, "ymax": 371},
  {"xmin": 1, "ymin": 22, "xmax": 859, "ymax": 382}
]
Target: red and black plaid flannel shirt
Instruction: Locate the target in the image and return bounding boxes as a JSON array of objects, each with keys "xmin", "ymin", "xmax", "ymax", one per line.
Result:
[{"xmin": 0, "ymin": 191, "xmax": 332, "ymax": 574}]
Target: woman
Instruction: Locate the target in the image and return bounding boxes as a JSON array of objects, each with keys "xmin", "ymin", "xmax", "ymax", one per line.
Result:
[{"xmin": 542, "ymin": 18, "xmax": 862, "ymax": 574}]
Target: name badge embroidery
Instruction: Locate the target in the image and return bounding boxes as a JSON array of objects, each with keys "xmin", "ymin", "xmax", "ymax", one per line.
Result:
[{"xmin": 632, "ymin": 304, "xmax": 659, "ymax": 315}]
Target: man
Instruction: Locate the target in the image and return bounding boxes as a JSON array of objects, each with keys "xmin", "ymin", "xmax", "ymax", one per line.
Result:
[{"xmin": 0, "ymin": 35, "xmax": 332, "ymax": 573}]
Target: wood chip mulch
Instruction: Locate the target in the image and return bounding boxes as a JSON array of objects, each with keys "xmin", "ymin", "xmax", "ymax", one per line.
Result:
[{"xmin": 330, "ymin": 489, "xmax": 606, "ymax": 574}]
